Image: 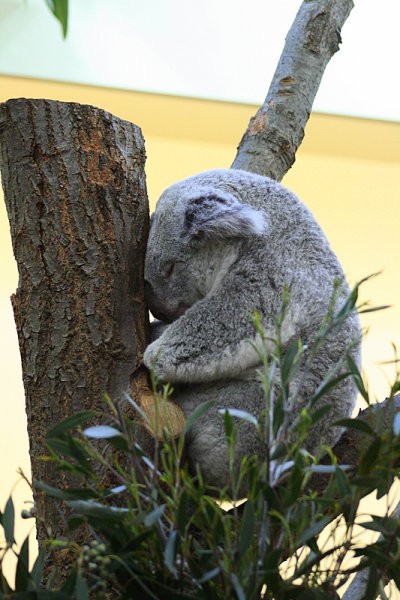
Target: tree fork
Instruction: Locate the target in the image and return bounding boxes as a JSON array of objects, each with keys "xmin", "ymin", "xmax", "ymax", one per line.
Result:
[{"xmin": 0, "ymin": 98, "xmax": 149, "ymax": 538}]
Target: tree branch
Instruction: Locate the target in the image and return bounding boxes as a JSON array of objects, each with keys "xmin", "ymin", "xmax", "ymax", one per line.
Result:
[
  {"xmin": 334, "ymin": 395, "xmax": 400, "ymax": 463},
  {"xmin": 307, "ymin": 395, "xmax": 400, "ymax": 599},
  {"xmin": 341, "ymin": 501, "xmax": 400, "ymax": 600},
  {"xmin": 231, "ymin": 0, "xmax": 354, "ymax": 180}
]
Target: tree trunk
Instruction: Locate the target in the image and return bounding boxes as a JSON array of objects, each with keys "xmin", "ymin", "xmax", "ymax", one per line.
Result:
[{"xmin": 0, "ymin": 98, "xmax": 149, "ymax": 540}]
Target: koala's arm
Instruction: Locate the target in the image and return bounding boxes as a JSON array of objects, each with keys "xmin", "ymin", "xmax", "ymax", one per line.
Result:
[
  {"xmin": 143, "ymin": 278, "xmax": 276, "ymax": 384},
  {"xmin": 142, "ymin": 175, "xmax": 347, "ymax": 384},
  {"xmin": 143, "ymin": 271, "xmax": 347, "ymax": 384}
]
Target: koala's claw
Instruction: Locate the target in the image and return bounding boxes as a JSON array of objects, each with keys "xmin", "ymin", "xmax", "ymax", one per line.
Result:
[
  {"xmin": 143, "ymin": 339, "xmax": 161, "ymax": 369},
  {"xmin": 143, "ymin": 339, "xmax": 172, "ymax": 382}
]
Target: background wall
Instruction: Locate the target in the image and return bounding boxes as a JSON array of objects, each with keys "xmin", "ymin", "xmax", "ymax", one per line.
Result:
[
  {"xmin": 1, "ymin": 74, "xmax": 399, "ymax": 583},
  {"xmin": 1, "ymin": 0, "xmax": 399, "ymax": 122}
]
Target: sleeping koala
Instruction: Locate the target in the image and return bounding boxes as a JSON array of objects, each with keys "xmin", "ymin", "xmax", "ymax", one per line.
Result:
[{"xmin": 143, "ymin": 169, "xmax": 361, "ymax": 491}]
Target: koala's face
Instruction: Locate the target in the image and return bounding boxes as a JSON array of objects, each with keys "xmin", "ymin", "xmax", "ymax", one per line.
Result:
[
  {"xmin": 144, "ymin": 177, "xmax": 266, "ymax": 322},
  {"xmin": 144, "ymin": 201, "xmax": 206, "ymax": 322}
]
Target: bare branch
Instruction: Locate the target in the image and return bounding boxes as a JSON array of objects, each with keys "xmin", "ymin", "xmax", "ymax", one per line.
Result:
[{"xmin": 231, "ymin": 0, "xmax": 354, "ymax": 180}]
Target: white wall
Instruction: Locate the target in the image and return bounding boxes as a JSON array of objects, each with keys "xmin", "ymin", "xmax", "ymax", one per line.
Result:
[{"xmin": 0, "ymin": 0, "xmax": 399, "ymax": 122}]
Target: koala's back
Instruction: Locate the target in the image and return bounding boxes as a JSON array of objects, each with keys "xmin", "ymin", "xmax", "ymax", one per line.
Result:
[
  {"xmin": 177, "ymin": 170, "xmax": 350, "ymax": 338},
  {"xmin": 167, "ymin": 168, "xmax": 345, "ymax": 284}
]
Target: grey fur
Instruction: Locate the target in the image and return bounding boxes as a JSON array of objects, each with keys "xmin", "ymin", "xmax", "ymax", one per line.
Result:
[{"xmin": 143, "ymin": 169, "xmax": 361, "ymax": 492}]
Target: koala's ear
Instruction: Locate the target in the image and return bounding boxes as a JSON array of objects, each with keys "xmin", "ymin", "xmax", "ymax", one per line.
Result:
[{"xmin": 183, "ymin": 192, "xmax": 266, "ymax": 242}]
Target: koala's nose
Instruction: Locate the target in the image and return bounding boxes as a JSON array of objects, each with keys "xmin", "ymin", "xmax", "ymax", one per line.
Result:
[{"xmin": 144, "ymin": 281, "xmax": 170, "ymax": 322}]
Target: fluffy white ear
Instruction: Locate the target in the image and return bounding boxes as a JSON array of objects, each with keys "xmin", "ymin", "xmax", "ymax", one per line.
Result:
[{"xmin": 183, "ymin": 192, "xmax": 266, "ymax": 241}]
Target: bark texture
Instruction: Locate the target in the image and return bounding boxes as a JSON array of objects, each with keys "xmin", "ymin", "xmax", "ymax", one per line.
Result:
[
  {"xmin": 231, "ymin": 0, "xmax": 354, "ymax": 180},
  {"xmin": 0, "ymin": 98, "xmax": 149, "ymax": 537},
  {"xmin": 314, "ymin": 395, "xmax": 400, "ymax": 490},
  {"xmin": 341, "ymin": 491, "xmax": 400, "ymax": 600}
]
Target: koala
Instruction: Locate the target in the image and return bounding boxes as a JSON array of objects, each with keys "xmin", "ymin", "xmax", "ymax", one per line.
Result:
[{"xmin": 143, "ymin": 169, "xmax": 361, "ymax": 493}]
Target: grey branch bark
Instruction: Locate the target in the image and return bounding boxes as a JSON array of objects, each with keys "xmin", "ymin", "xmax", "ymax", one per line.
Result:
[
  {"xmin": 0, "ymin": 98, "xmax": 149, "ymax": 540},
  {"xmin": 231, "ymin": 0, "xmax": 354, "ymax": 180},
  {"xmin": 323, "ymin": 396, "xmax": 400, "ymax": 600},
  {"xmin": 342, "ymin": 502, "xmax": 400, "ymax": 600},
  {"xmin": 324, "ymin": 395, "xmax": 400, "ymax": 478}
]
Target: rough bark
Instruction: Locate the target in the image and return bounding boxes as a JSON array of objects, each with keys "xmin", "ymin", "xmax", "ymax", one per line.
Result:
[
  {"xmin": 314, "ymin": 394, "xmax": 400, "ymax": 491},
  {"xmin": 338, "ymin": 397, "xmax": 400, "ymax": 600},
  {"xmin": 231, "ymin": 0, "xmax": 354, "ymax": 180},
  {"xmin": 0, "ymin": 98, "xmax": 149, "ymax": 539},
  {"xmin": 341, "ymin": 500, "xmax": 400, "ymax": 600}
]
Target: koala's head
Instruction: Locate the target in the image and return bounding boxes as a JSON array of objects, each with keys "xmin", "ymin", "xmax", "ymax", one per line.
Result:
[{"xmin": 144, "ymin": 177, "xmax": 266, "ymax": 322}]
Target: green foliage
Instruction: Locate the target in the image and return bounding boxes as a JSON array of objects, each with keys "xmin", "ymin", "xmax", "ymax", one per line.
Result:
[
  {"xmin": 45, "ymin": 0, "xmax": 69, "ymax": 39},
  {"xmin": 1, "ymin": 281, "xmax": 400, "ymax": 598}
]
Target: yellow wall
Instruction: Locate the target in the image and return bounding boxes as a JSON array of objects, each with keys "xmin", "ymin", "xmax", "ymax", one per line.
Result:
[{"xmin": 1, "ymin": 74, "xmax": 399, "ymax": 583}]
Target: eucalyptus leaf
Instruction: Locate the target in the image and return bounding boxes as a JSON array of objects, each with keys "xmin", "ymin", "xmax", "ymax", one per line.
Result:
[
  {"xmin": 3, "ymin": 496, "xmax": 15, "ymax": 546},
  {"xmin": 83, "ymin": 425, "xmax": 122, "ymax": 439},
  {"xmin": 164, "ymin": 530, "xmax": 178, "ymax": 577},
  {"xmin": 197, "ymin": 567, "xmax": 221, "ymax": 584},
  {"xmin": 34, "ymin": 481, "xmax": 98, "ymax": 501},
  {"xmin": 45, "ymin": 0, "xmax": 69, "ymax": 38},
  {"xmin": 0, "ymin": 572, "xmax": 13, "ymax": 594},
  {"xmin": 311, "ymin": 372, "xmax": 350, "ymax": 404},
  {"xmin": 218, "ymin": 407, "xmax": 258, "ymax": 426},
  {"xmin": 335, "ymin": 417, "xmax": 375, "ymax": 436},
  {"xmin": 110, "ymin": 485, "xmax": 127, "ymax": 495},
  {"xmin": 14, "ymin": 536, "xmax": 29, "ymax": 591},
  {"xmin": 223, "ymin": 409, "xmax": 234, "ymax": 442},
  {"xmin": 34, "ymin": 480, "xmax": 68, "ymax": 499},
  {"xmin": 67, "ymin": 500, "xmax": 129, "ymax": 521},
  {"xmin": 309, "ymin": 404, "xmax": 333, "ymax": 425},
  {"xmin": 237, "ymin": 499, "xmax": 255, "ymax": 558},
  {"xmin": 347, "ymin": 353, "xmax": 369, "ymax": 402},
  {"xmin": 297, "ymin": 517, "xmax": 331, "ymax": 547},
  {"xmin": 108, "ymin": 433, "xmax": 129, "ymax": 451},
  {"xmin": 46, "ymin": 411, "xmax": 94, "ymax": 438},
  {"xmin": 144, "ymin": 504, "xmax": 166, "ymax": 528},
  {"xmin": 177, "ymin": 490, "xmax": 189, "ymax": 534},
  {"xmin": 183, "ymin": 399, "xmax": 214, "ymax": 434},
  {"xmin": 393, "ymin": 412, "xmax": 400, "ymax": 435},
  {"xmin": 75, "ymin": 572, "xmax": 89, "ymax": 600},
  {"xmin": 309, "ymin": 464, "xmax": 350, "ymax": 474},
  {"xmin": 273, "ymin": 460, "xmax": 294, "ymax": 480},
  {"xmin": 335, "ymin": 466, "xmax": 351, "ymax": 497},
  {"xmin": 360, "ymin": 437, "xmax": 381, "ymax": 474},
  {"xmin": 359, "ymin": 520, "xmax": 388, "ymax": 534},
  {"xmin": 31, "ymin": 548, "xmax": 46, "ymax": 587},
  {"xmin": 231, "ymin": 573, "xmax": 246, "ymax": 600},
  {"xmin": 45, "ymin": 437, "xmax": 72, "ymax": 455}
]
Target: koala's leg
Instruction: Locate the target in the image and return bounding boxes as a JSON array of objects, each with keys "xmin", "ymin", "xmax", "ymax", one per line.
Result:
[
  {"xmin": 174, "ymin": 323, "xmax": 359, "ymax": 494},
  {"xmin": 174, "ymin": 377, "xmax": 267, "ymax": 496},
  {"xmin": 287, "ymin": 329, "xmax": 360, "ymax": 453}
]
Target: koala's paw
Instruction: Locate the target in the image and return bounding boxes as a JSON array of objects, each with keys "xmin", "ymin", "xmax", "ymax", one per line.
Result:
[{"xmin": 143, "ymin": 338, "xmax": 175, "ymax": 383}]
